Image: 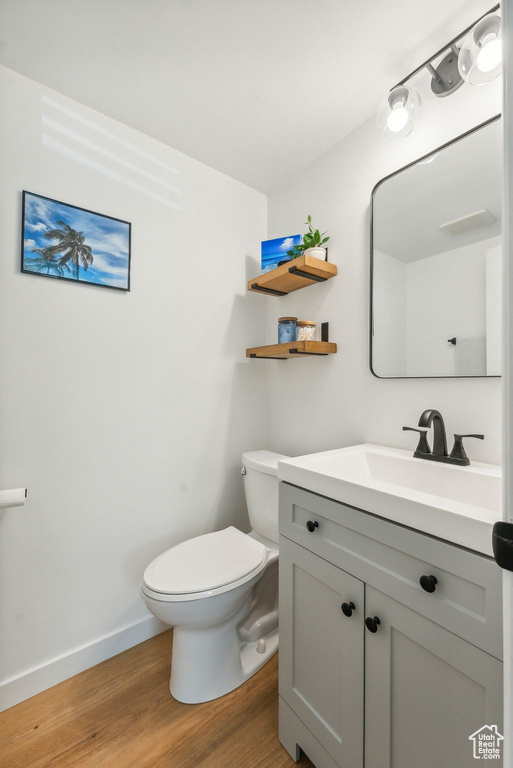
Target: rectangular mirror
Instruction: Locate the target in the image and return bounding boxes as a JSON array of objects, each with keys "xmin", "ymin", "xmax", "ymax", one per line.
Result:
[{"xmin": 371, "ymin": 116, "xmax": 502, "ymax": 378}]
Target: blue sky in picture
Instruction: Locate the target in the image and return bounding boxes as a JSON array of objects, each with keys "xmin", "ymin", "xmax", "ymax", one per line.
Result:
[
  {"xmin": 261, "ymin": 234, "xmax": 300, "ymax": 273},
  {"xmin": 23, "ymin": 193, "xmax": 130, "ymax": 289}
]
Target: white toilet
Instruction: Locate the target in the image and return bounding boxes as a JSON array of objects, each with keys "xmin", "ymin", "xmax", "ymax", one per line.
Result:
[{"xmin": 141, "ymin": 450, "xmax": 288, "ymax": 704}]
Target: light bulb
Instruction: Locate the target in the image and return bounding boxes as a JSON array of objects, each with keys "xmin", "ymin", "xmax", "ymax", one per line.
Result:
[
  {"xmin": 476, "ymin": 37, "xmax": 501, "ymax": 73},
  {"xmin": 377, "ymin": 85, "xmax": 421, "ymax": 141},
  {"xmin": 458, "ymin": 12, "xmax": 501, "ymax": 85},
  {"xmin": 387, "ymin": 105, "xmax": 408, "ymax": 133}
]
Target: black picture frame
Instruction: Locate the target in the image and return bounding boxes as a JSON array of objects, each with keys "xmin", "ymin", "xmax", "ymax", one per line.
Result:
[{"xmin": 21, "ymin": 191, "xmax": 132, "ymax": 292}]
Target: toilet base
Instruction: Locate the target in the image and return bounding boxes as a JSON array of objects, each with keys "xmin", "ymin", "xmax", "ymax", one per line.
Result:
[
  {"xmin": 169, "ymin": 561, "xmax": 279, "ymax": 704},
  {"xmin": 170, "ymin": 622, "xmax": 278, "ymax": 704}
]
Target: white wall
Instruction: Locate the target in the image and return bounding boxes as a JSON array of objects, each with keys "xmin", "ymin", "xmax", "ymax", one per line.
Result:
[
  {"xmin": 0, "ymin": 66, "xmax": 267, "ymax": 709},
  {"xmin": 266, "ymin": 74, "xmax": 502, "ymax": 464}
]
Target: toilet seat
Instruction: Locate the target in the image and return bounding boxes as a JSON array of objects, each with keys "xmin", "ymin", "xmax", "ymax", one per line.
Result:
[{"xmin": 141, "ymin": 527, "xmax": 269, "ymax": 602}]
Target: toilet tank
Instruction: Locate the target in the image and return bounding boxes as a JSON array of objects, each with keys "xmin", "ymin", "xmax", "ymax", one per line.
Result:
[{"xmin": 242, "ymin": 450, "xmax": 289, "ymax": 544}]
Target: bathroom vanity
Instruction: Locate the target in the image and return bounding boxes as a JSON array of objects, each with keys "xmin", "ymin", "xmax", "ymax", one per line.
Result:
[{"xmin": 277, "ymin": 446, "xmax": 503, "ymax": 768}]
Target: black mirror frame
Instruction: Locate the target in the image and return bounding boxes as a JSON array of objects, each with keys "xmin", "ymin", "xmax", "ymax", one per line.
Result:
[{"xmin": 369, "ymin": 112, "xmax": 502, "ymax": 380}]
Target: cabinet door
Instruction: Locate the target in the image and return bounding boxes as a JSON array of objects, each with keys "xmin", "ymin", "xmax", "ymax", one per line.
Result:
[
  {"xmin": 279, "ymin": 536, "xmax": 364, "ymax": 767},
  {"xmin": 365, "ymin": 586, "xmax": 504, "ymax": 768}
]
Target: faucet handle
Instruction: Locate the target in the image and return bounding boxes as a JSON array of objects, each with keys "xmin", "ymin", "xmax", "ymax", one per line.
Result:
[
  {"xmin": 403, "ymin": 426, "xmax": 431, "ymax": 455},
  {"xmin": 450, "ymin": 434, "xmax": 484, "ymax": 464}
]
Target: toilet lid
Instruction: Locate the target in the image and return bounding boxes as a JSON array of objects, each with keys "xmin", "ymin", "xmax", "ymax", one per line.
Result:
[{"xmin": 143, "ymin": 527, "xmax": 267, "ymax": 595}]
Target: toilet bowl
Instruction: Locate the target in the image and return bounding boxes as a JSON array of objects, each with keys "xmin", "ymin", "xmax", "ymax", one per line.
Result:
[{"xmin": 141, "ymin": 450, "xmax": 288, "ymax": 704}]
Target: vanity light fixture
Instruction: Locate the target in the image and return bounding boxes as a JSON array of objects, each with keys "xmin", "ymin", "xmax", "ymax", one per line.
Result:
[{"xmin": 378, "ymin": 4, "xmax": 500, "ymax": 141}]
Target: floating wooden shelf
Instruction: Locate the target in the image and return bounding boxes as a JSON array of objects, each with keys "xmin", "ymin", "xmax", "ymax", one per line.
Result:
[
  {"xmin": 246, "ymin": 341, "xmax": 337, "ymax": 359},
  {"xmin": 248, "ymin": 254, "xmax": 337, "ymax": 297}
]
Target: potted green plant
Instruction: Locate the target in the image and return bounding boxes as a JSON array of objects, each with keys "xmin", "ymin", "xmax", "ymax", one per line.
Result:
[{"xmin": 286, "ymin": 215, "xmax": 330, "ymax": 261}]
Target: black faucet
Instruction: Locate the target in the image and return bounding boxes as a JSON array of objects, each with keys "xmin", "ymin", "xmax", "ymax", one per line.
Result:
[
  {"xmin": 418, "ymin": 409, "xmax": 448, "ymax": 457},
  {"xmin": 403, "ymin": 409, "xmax": 484, "ymax": 467}
]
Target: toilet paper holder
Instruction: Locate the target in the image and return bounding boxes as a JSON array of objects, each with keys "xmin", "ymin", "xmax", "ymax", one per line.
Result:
[{"xmin": 0, "ymin": 488, "xmax": 28, "ymax": 509}]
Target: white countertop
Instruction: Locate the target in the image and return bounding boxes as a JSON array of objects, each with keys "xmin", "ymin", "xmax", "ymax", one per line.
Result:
[{"xmin": 278, "ymin": 444, "xmax": 502, "ymax": 556}]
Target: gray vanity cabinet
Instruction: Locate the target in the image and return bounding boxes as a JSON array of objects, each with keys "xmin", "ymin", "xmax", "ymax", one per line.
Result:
[
  {"xmin": 365, "ymin": 586, "xmax": 503, "ymax": 768},
  {"xmin": 279, "ymin": 536, "xmax": 364, "ymax": 767},
  {"xmin": 278, "ymin": 483, "xmax": 504, "ymax": 768}
]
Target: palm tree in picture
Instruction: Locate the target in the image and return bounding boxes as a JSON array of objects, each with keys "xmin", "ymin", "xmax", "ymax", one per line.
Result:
[
  {"xmin": 24, "ymin": 254, "xmax": 70, "ymax": 277},
  {"xmin": 32, "ymin": 220, "xmax": 94, "ymax": 280}
]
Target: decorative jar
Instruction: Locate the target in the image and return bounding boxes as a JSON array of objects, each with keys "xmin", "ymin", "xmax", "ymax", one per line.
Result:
[
  {"xmin": 297, "ymin": 321, "xmax": 316, "ymax": 341},
  {"xmin": 278, "ymin": 317, "xmax": 297, "ymax": 344}
]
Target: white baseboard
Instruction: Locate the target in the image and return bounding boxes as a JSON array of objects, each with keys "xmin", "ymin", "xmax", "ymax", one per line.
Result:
[{"xmin": 0, "ymin": 615, "xmax": 167, "ymax": 713}]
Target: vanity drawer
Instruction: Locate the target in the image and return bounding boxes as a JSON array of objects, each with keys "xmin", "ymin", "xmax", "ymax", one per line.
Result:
[{"xmin": 280, "ymin": 482, "xmax": 503, "ymax": 659}]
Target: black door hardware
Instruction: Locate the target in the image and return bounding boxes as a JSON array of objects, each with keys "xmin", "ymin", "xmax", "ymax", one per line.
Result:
[
  {"xmin": 341, "ymin": 602, "xmax": 355, "ymax": 617},
  {"xmin": 492, "ymin": 521, "xmax": 513, "ymax": 572},
  {"xmin": 365, "ymin": 616, "xmax": 381, "ymax": 633},
  {"xmin": 419, "ymin": 574, "xmax": 438, "ymax": 593},
  {"xmin": 306, "ymin": 520, "xmax": 319, "ymax": 533}
]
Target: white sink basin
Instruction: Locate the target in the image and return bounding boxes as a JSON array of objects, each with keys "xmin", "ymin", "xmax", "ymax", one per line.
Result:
[{"xmin": 277, "ymin": 444, "xmax": 502, "ymax": 556}]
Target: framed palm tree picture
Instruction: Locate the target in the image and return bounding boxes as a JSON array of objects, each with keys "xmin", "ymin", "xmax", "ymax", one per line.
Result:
[{"xmin": 21, "ymin": 191, "xmax": 131, "ymax": 291}]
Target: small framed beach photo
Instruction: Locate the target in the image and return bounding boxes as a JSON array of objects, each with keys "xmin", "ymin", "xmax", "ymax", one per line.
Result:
[
  {"xmin": 21, "ymin": 191, "xmax": 131, "ymax": 291},
  {"xmin": 261, "ymin": 234, "xmax": 301, "ymax": 273}
]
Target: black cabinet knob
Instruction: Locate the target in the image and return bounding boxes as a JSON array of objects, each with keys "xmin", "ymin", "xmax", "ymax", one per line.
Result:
[
  {"xmin": 306, "ymin": 520, "xmax": 319, "ymax": 533},
  {"xmin": 365, "ymin": 616, "xmax": 381, "ymax": 633},
  {"xmin": 419, "ymin": 574, "xmax": 438, "ymax": 593},
  {"xmin": 341, "ymin": 601, "xmax": 355, "ymax": 617}
]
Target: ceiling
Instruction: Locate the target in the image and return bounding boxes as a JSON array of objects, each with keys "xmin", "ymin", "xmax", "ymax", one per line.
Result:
[{"xmin": 0, "ymin": 0, "xmax": 495, "ymax": 192}]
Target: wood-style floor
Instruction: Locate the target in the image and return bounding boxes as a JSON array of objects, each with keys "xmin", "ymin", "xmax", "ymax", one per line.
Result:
[{"xmin": 0, "ymin": 630, "xmax": 313, "ymax": 768}]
